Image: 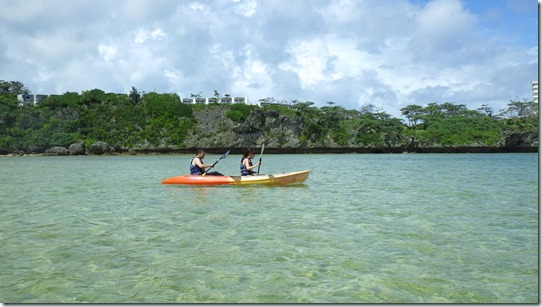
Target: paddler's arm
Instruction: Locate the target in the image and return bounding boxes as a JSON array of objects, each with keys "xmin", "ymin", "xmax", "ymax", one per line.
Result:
[
  {"xmin": 194, "ymin": 158, "xmax": 215, "ymax": 169},
  {"xmin": 244, "ymin": 159, "xmax": 261, "ymax": 171}
]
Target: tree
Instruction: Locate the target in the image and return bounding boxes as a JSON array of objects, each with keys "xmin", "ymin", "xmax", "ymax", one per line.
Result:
[
  {"xmin": 81, "ymin": 89, "xmax": 105, "ymax": 106},
  {"xmin": 38, "ymin": 92, "xmax": 80, "ymax": 109},
  {"xmin": 360, "ymin": 104, "xmax": 381, "ymax": 115},
  {"xmin": 400, "ymin": 104, "xmax": 424, "ymax": 127},
  {"xmin": 498, "ymin": 99, "xmax": 538, "ymax": 134},
  {"xmin": 499, "ymin": 99, "xmax": 538, "ymax": 119},
  {"xmin": 0, "ymin": 81, "xmax": 537, "ymax": 152},
  {"xmin": 0, "ymin": 80, "xmax": 29, "ymax": 95},
  {"xmin": 354, "ymin": 107, "xmax": 404, "ymax": 147},
  {"xmin": 129, "ymin": 86, "xmax": 140, "ymax": 104},
  {"xmin": 477, "ymin": 104, "xmax": 494, "ymax": 118}
]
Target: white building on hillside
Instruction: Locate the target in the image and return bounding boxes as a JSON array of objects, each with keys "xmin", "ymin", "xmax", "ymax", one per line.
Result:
[
  {"xmin": 35, "ymin": 94, "xmax": 48, "ymax": 104},
  {"xmin": 17, "ymin": 94, "xmax": 33, "ymax": 105},
  {"xmin": 220, "ymin": 97, "xmax": 233, "ymax": 104},
  {"xmin": 17, "ymin": 94, "xmax": 48, "ymax": 106},
  {"xmin": 532, "ymin": 81, "xmax": 538, "ymax": 104},
  {"xmin": 234, "ymin": 97, "xmax": 247, "ymax": 104},
  {"xmin": 180, "ymin": 96, "xmax": 247, "ymax": 104}
]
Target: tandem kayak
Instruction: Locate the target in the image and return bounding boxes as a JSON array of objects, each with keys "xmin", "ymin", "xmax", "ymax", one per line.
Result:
[{"xmin": 161, "ymin": 170, "xmax": 311, "ymax": 186}]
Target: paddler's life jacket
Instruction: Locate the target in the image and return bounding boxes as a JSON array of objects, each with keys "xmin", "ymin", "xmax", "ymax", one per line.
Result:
[
  {"xmin": 190, "ymin": 158, "xmax": 204, "ymax": 175},
  {"xmin": 240, "ymin": 158, "xmax": 254, "ymax": 176}
]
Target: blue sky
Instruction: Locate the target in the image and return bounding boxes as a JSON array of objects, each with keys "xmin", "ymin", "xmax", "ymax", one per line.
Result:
[{"xmin": 0, "ymin": 0, "xmax": 538, "ymax": 116}]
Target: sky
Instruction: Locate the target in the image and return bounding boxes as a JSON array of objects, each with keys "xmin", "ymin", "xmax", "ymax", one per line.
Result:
[{"xmin": 0, "ymin": 0, "xmax": 538, "ymax": 116}]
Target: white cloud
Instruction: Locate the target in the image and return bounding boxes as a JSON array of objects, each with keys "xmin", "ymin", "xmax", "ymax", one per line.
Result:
[
  {"xmin": 98, "ymin": 43, "xmax": 119, "ymax": 61},
  {"xmin": 164, "ymin": 69, "xmax": 179, "ymax": 81},
  {"xmin": 414, "ymin": 0, "xmax": 477, "ymax": 51},
  {"xmin": 151, "ymin": 28, "xmax": 166, "ymax": 40},
  {"xmin": 233, "ymin": 0, "xmax": 257, "ymax": 17},
  {"xmin": 280, "ymin": 36, "xmax": 378, "ymax": 88},
  {"xmin": 0, "ymin": 0, "xmax": 536, "ymax": 115},
  {"xmin": 231, "ymin": 45, "xmax": 275, "ymax": 100},
  {"xmin": 189, "ymin": 1, "xmax": 206, "ymax": 12},
  {"xmin": 134, "ymin": 28, "xmax": 166, "ymax": 44}
]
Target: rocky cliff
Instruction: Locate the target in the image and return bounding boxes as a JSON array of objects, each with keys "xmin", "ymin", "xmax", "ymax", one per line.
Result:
[
  {"xmin": 2, "ymin": 104, "xmax": 538, "ymax": 155},
  {"xmin": 184, "ymin": 107, "xmax": 305, "ymax": 148}
]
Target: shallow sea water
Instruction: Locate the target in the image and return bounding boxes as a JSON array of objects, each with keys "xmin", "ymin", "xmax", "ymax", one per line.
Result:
[{"xmin": 0, "ymin": 153, "xmax": 538, "ymax": 303}]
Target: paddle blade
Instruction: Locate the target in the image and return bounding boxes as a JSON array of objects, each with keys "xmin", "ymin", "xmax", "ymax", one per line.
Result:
[
  {"xmin": 221, "ymin": 150, "xmax": 230, "ymax": 160},
  {"xmin": 203, "ymin": 150, "xmax": 229, "ymax": 176}
]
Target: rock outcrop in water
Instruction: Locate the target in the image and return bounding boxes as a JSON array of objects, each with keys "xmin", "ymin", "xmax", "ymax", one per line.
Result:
[
  {"xmin": 68, "ymin": 142, "xmax": 85, "ymax": 155},
  {"xmin": 44, "ymin": 146, "xmax": 69, "ymax": 156},
  {"xmin": 87, "ymin": 141, "xmax": 116, "ymax": 155}
]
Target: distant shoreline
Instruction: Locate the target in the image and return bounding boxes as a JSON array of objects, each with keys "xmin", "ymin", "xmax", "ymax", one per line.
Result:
[
  {"xmin": 128, "ymin": 146, "xmax": 538, "ymax": 155},
  {"xmin": 1, "ymin": 146, "xmax": 537, "ymax": 156}
]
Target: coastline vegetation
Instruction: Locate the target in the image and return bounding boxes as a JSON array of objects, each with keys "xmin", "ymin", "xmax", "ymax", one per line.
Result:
[{"xmin": 0, "ymin": 80, "xmax": 538, "ymax": 153}]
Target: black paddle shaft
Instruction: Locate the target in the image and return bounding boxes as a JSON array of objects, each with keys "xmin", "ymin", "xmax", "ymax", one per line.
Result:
[{"xmin": 203, "ymin": 150, "xmax": 229, "ymax": 176}]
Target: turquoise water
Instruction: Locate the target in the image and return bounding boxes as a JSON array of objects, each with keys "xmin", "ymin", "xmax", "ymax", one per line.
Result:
[{"xmin": 0, "ymin": 153, "xmax": 538, "ymax": 303}]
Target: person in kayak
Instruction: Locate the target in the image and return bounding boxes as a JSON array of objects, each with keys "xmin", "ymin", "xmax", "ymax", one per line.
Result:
[
  {"xmin": 190, "ymin": 149, "xmax": 222, "ymax": 175},
  {"xmin": 240, "ymin": 148, "xmax": 261, "ymax": 176}
]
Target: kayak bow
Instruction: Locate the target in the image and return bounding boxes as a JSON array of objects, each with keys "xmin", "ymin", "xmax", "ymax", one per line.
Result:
[{"xmin": 161, "ymin": 170, "xmax": 310, "ymax": 186}]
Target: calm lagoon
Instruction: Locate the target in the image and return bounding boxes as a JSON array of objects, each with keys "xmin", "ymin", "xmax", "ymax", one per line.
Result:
[{"xmin": 0, "ymin": 153, "xmax": 538, "ymax": 303}]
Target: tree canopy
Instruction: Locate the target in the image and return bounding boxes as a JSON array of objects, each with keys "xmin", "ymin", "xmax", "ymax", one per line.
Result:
[{"xmin": 0, "ymin": 81, "xmax": 538, "ymax": 153}]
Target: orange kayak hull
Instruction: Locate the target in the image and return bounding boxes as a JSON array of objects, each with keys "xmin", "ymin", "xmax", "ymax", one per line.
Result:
[{"xmin": 161, "ymin": 170, "xmax": 311, "ymax": 186}]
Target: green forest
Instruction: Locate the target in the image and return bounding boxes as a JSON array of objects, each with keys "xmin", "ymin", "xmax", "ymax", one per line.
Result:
[{"xmin": 0, "ymin": 80, "xmax": 538, "ymax": 154}]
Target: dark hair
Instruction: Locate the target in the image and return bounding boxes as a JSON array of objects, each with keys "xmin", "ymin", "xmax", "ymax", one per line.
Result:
[
  {"xmin": 242, "ymin": 148, "xmax": 255, "ymax": 159},
  {"xmin": 196, "ymin": 148, "xmax": 205, "ymax": 155}
]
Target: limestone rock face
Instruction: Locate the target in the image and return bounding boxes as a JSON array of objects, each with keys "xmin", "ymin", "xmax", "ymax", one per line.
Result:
[
  {"xmin": 26, "ymin": 144, "xmax": 47, "ymax": 154},
  {"xmin": 503, "ymin": 131, "xmax": 538, "ymax": 147},
  {"xmin": 88, "ymin": 141, "xmax": 111, "ymax": 155},
  {"xmin": 0, "ymin": 147, "xmax": 14, "ymax": 155},
  {"xmin": 44, "ymin": 146, "xmax": 69, "ymax": 156},
  {"xmin": 68, "ymin": 142, "xmax": 85, "ymax": 155},
  {"xmin": 185, "ymin": 107, "xmax": 306, "ymax": 148}
]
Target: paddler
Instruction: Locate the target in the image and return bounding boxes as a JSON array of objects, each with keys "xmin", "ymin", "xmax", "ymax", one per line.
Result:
[
  {"xmin": 190, "ymin": 149, "xmax": 222, "ymax": 176},
  {"xmin": 240, "ymin": 148, "xmax": 261, "ymax": 176}
]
